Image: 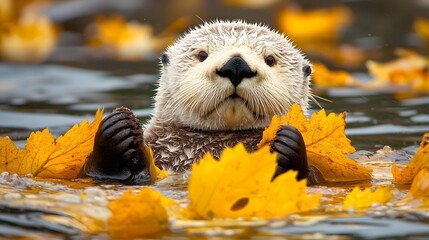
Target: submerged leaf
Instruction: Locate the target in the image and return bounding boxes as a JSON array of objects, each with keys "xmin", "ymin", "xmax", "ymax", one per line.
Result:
[
  {"xmin": 188, "ymin": 143, "xmax": 320, "ymax": 220},
  {"xmin": 0, "ymin": 109, "xmax": 104, "ymax": 178},
  {"xmin": 343, "ymin": 186, "xmax": 394, "ymax": 210},
  {"xmin": 108, "ymin": 188, "xmax": 177, "ymax": 237},
  {"xmin": 392, "ymin": 132, "xmax": 429, "ymax": 184}
]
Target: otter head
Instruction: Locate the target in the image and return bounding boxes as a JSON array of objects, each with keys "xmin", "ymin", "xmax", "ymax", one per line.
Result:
[{"xmin": 153, "ymin": 20, "xmax": 312, "ymax": 131}]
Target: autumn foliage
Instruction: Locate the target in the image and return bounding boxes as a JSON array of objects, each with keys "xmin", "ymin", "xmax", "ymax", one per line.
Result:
[
  {"xmin": 187, "ymin": 143, "xmax": 320, "ymax": 219},
  {"xmin": 343, "ymin": 186, "xmax": 393, "ymax": 210},
  {"xmin": 259, "ymin": 104, "xmax": 372, "ymax": 182},
  {"xmin": 0, "ymin": 109, "xmax": 103, "ymax": 178},
  {"xmin": 392, "ymin": 132, "xmax": 429, "ymax": 184}
]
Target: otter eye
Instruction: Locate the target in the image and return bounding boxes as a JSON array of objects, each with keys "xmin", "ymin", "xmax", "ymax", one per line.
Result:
[
  {"xmin": 161, "ymin": 53, "xmax": 169, "ymax": 65},
  {"xmin": 303, "ymin": 65, "xmax": 312, "ymax": 77},
  {"xmin": 264, "ymin": 55, "xmax": 275, "ymax": 67},
  {"xmin": 197, "ymin": 50, "xmax": 208, "ymax": 62}
]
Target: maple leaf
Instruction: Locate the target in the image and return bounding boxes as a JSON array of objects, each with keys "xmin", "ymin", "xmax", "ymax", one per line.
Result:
[
  {"xmin": 392, "ymin": 132, "xmax": 429, "ymax": 184},
  {"xmin": 311, "ymin": 62, "xmax": 357, "ymax": 88},
  {"xmin": 0, "ymin": 109, "xmax": 103, "ymax": 178},
  {"xmin": 257, "ymin": 114, "xmax": 288, "ymax": 149},
  {"xmin": 187, "ymin": 143, "xmax": 321, "ymax": 220},
  {"xmin": 343, "ymin": 186, "xmax": 394, "ymax": 210},
  {"xmin": 108, "ymin": 187, "xmax": 177, "ymax": 237},
  {"xmin": 399, "ymin": 168, "xmax": 429, "ymax": 207},
  {"xmin": 258, "ymin": 104, "xmax": 372, "ymax": 182}
]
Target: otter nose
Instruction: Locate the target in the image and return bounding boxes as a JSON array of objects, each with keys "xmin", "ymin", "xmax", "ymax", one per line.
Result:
[{"xmin": 216, "ymin": 56, "xmax": 257, "ymax": 87}]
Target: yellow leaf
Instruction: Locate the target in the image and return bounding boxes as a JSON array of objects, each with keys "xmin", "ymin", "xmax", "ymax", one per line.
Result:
[
  {"xmin": 144, "ymin": 144, "xmax": 169, "ymax": 182},
  {"xmin": 257, "ymin": 114, "xmax": 288, "ymax": 149},
  {"xmin": 392, "ymin": 132, "xmax": 429, "ymax": 184},
  {"xmin": 343, "ymin": 186, "xmax": 394, "ymax": 210},
  {"xmin": 288, "ymin": 105, "xmax": 372, "ymax": 182},
  {"xmin": 414, "ymin": 18, "xmax": 429, "ymax": 44},
  {"xmin": 86, "ymin": 15, "xmax": 188, "ymax": 61},
  {"xmin": 312, "ymin": 62, "xmax": 356, "ymax": 88},
  {"xmin": 258, "ymin": 104, "xmax": 372, "ymax": 182},
  {"xmin": 277, "ymin": 5, "xmax": 353, "ymax": 41},
  {"xmin": 0, "ymin": 14, "xmax": 59, "ymax": 63},
  {"xmin": 0, "ymin": 109, "xmax": 104, "ymax": 178},
  {"xmin": 188, "ymin": 143, "xmax": 320, "ymax": 220},
  {"xmin": 108, "ymin": 188, "xmax": 177, "ymax": 237},
  {"xmin": 399, "ymin": 168, "xmax": 429, "ymax": 207},
  {"xmin": 365, "ymin": 49, "xmax": 429, "ymax": 91}
]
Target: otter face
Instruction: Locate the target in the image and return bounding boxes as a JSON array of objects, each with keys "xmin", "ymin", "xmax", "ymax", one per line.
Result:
[{"xmin": 154, "ymin": 20, "xmax": 312, "ymax": 131}]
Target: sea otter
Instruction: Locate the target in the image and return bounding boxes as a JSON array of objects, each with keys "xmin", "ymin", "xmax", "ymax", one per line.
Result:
[{"xmin": 81, "ymin": 20, "xmax": 313, "ymax": 184}]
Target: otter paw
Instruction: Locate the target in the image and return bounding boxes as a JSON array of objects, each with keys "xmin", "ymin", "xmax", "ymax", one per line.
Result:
[
  {"xmin": 80, "ymin": 107, "xmax": 150, "ymax": 184},
  {"xmin": 270, "ymin": 125, "xmax": 309, "ymax": 181}
]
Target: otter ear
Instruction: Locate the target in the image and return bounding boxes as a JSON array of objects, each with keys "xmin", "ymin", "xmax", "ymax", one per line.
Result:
[
  {"xmin": 302, "ymin": 65, "xmax": 312, "ymax": 77},
  {"xmin": 161, "ymin": 53, "xmax": 169, "ymax": 66}
]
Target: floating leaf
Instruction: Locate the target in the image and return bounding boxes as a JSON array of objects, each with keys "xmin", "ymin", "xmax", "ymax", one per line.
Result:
[
  {"xmin": 108, "ymin": 188, "xmax": 177, "ymax": 237},
  {"xmin": 312, "ymin": 62, "xmax": 356, "ymax": 88},
  {"xmin": 399, "ymin": 168, "xmax": 429, "ymax": 207},
  {"xmin": 343, "ymin": 186, "xmax": 394, "ymax": 210},
  {"xmin": 0, "ymin": 14, "xmax": 59, "ymax": 62},
  {"xmin": 0, "ymin": 109, "xmax": 103, "ymax": 178},
  {"xmin": 87, "ymin": 15, "xmax": 188, "ymax": 61},
  {"xmin": 392, "ymin": 132, "xmax": 429, "ymax": 184},
  {"xmin": 365, "ymin": 49, "xmax": 429, "ymax": 92},
  {"xmin": 258, "ymin": 104, "xmax": 372, "ymax": 182},
  {"xmin": 414, "ymin": 18, "xmax": 429, "ymax": 44},
  {"xmin": 277, "ymin": 5, "xmax": 353, "ymax": 41},
  {"xmin": 188, "ymin": 143, "xmax": 320, "ymax": 220}
]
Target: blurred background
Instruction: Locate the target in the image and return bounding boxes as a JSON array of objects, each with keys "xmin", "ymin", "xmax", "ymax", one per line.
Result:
[{"xmin": 1, "ymin": 0, "xmax": 429, "ymax": 152}]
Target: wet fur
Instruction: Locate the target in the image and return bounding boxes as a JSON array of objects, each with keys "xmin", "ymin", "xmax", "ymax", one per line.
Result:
[{"xmin": 144, "ymin": 20, "xmax": 311, "ymax": 172}]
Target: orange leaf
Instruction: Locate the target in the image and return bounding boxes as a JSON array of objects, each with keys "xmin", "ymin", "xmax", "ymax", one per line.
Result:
[
  {"xmin": 399, "ymin": 168, "xmax": 429, "ymax": 207},
  {"xmin": 258, "ymin": 104, "xmax": 372, "ymax": 182},
  {"xmin": 392, "ymin": 132, "xmax": 429, "ymax": 184},
  {"xmin": 0, "ymin": 109, "xmax": 103, "ymax": 178},
  {"xmin": 0, "ymin": 15, "xmax": 59, "ymax": 63},
  {"xmin": 144, "ymin": 144, "xmax": 169, "ymax": 182},
  {"xmin": 414, "ymin": 18, "xmax": 429, "ymax": 44},
  {"xmin": 312, "ymin": 62, "xmax": 356, "ymax": 88},
  {"xmin": 108, "ymin": 188, "xmax": 176, "ymax": 237},
  {"xmin": 257, "ymin": 114, "xmax": 288, "ymax": 148},
  {"xmin": 365, "ymin": 49, "xmax": 429, "ymax": 91},
  {"xmin": 343, "ymin": 186, "xmax": 394, "ymax": 210},
  {"xmin": 277, "ymin": 5, "xmax": 353, "ymax": 41}
]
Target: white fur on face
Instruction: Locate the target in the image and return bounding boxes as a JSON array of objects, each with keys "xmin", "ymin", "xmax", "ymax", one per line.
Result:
[{"xmin": 153, "ymin": 20, "xmax": 311, "ymax": 131}]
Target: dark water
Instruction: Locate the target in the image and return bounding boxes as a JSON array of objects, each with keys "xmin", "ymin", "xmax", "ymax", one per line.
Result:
[{"xmin": 1, "ymin": 0, "xmax": 429, "ymax": 239}]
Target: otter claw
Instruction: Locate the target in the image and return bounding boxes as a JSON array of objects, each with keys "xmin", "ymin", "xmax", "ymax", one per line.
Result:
[
  {"xmin": 80, "ymin": 107, "xmax": 150, "ymax": 185},
  {"xmin": 271, "ymin": 125, "xmax": 309, "ymax": 181}
]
